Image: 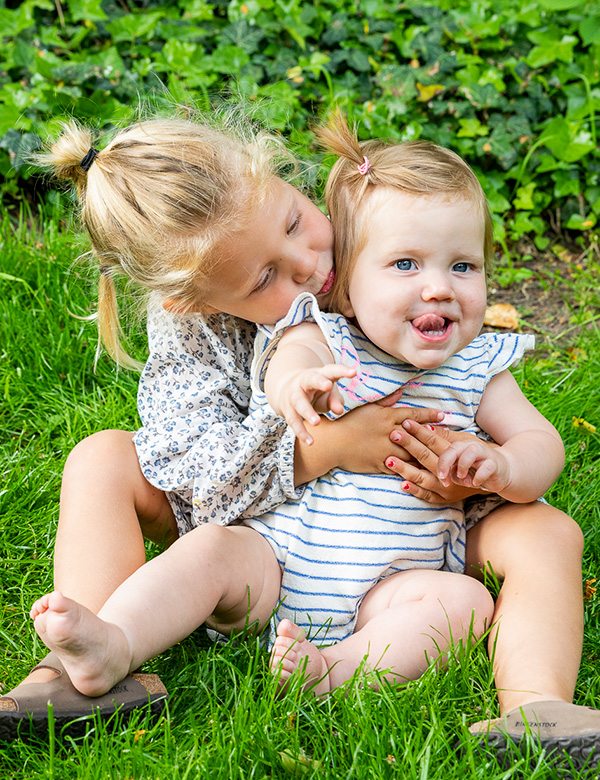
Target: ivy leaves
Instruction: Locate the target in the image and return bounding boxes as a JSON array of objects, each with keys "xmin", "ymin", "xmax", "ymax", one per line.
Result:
[{"xmin": 0, "ymin": 0, "xmax": 598, "ymax": 249}]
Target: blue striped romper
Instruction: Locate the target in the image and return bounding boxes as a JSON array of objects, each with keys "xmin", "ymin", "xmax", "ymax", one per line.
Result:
[{"xmin": 245, "ymin": 293, "xmax": 534, "ymax": 645}]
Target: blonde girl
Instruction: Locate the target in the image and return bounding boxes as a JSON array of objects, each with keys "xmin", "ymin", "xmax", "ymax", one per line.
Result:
[
  {"xmin": 0, "ymin": 110, "xmax": 449, "ymax": 737},
  {"xmin": 1, "ymin": 109, "xmax": 595, "ymax": 767}
]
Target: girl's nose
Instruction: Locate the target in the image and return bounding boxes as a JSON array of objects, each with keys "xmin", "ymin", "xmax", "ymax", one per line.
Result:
[
  {"xmin": 290, "ymin": 249, "xmax": 318, "ymax": 284},
  {"xmin": 421, "ymin": 272, "xmax": 455, "ymax": 301}
]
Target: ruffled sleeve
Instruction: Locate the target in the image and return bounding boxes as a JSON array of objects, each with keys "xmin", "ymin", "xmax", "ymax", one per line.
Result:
[{"xmin": 483, "ymin": 332, "xmax": 535, "ymax": 381}]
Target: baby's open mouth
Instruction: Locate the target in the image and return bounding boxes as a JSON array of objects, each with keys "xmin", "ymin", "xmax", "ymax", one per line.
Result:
[{"xmin": 411, "ymin": 313, "xmax": 451, "ymax": 336}]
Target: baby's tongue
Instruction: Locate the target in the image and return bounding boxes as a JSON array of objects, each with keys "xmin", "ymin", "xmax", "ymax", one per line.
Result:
[{"xmin": 412, "ymin": 313, "xmax": 446, "ymax": 333}]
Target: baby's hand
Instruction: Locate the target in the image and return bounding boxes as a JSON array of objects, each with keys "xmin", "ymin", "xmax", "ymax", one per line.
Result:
[
  {"xmin": 436, "ymin": 438, "xmax": 511, "ymax": 495},
  {"xmin": 280, "ymin": 364, "xmax": 356, "ymax": 445}
]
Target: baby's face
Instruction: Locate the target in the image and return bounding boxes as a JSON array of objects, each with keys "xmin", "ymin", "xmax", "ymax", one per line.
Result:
[
  {"xmin": 200, "ymin": 178, "xmax": 334, "ymax": 324},
  {"xmin": 341, "ymin": 189, "xmax": 487, "ymax": 369}
]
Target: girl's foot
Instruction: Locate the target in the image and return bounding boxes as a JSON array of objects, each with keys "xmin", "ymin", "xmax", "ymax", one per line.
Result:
[
  {"xmin": 30, "ymin": 591, "xmax": 131, "ymax": 697},
  {"xmin": 269, "ymin": 619, "xmax": 331, "ymax": 696}
]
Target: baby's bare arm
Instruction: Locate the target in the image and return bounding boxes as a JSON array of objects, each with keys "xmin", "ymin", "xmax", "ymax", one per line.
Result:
[
  {"xmin": 439, "ymin": 371, "xmax": 565, "ymax": 502},
  {"xmin": 264, "ymin": 323, "xmax": 353, "ymax": 444}
]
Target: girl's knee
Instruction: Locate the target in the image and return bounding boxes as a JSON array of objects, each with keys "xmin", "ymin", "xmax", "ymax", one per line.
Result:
[
  {"xmin": 64, "ymin": 429, "xmax": 136, "ymax": 480},
  {"xmin": 469, "ymin": 503, "xmax": 583, "ymax": 576},
  {"xmin": 539, "ymin": 507, "xmax": 584, "ymax": 557},
  {"xmin": 511, "ymin": 504, "xmax": 583, "ymax": 560}
]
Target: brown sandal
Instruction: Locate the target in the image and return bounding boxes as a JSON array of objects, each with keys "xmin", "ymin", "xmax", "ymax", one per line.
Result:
[
  {"xmin": 0, "ymin": 652, "xmax": 168, "ymax": 741},
  {"xmin": 469, "ymin": 700, "xmax": 600, "ymax": 769}
]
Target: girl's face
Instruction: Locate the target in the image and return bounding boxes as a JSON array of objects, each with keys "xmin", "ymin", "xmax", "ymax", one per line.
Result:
[
  {"xmin": 340, "ymin": 189, "xmax": 487, "ymax": 370},
  {"xmin": 201, "ymin": 178, "xmax": 334, "ymax": 324}
]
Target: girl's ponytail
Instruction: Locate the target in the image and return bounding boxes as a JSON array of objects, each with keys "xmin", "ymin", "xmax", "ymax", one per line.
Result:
[
  {"xmin": 41, "ymin": 120, "xmax": 97, "ymax": 193},
  {"xmin": 97, "ymin": 269, "xmax": 140, "ymax": 370}
]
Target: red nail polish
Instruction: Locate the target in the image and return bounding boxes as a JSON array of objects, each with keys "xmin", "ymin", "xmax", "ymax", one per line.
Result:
[
  {"xmin": 402, "ymin": 482, "xmax": 410, "ymax": 490},
  {"xmin": 386, "ymin": 458, "xmax": 395, "ymax": 469}
]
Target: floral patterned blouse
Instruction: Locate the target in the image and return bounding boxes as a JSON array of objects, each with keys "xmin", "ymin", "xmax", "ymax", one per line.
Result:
[{"xmin": 133, "ymin": 299, "xmax": 302, "ymax": 535}]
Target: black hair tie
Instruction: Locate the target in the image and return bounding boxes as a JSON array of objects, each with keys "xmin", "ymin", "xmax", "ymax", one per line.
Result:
[{"xmin": 80, "ymin": 148, "xmax": 99, "ymax": 172}]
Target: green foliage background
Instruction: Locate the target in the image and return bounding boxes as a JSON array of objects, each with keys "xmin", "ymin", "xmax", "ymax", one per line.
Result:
[{"xmin": 1, "ymin": 0, "xmax": 599, "ymax": 255}]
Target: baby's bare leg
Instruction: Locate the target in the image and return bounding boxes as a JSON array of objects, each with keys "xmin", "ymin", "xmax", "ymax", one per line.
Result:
[
  {"xmin": 31, "ymin": 525, "xmax": 282, "ymax": 696},
  {"xmin": 465, "ymin": 502, "xmax": 584, "ymax": 713},
  {"xmin": 271, "ymin": 569, "xmax": 493, "ymax": 694}
]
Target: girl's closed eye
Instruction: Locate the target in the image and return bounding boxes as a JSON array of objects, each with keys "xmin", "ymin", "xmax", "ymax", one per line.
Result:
[
  {"xmin": 253, "ymin": 268, "xmax": 273, "ymax": 294},
  {"xmin": 287, "ymin": 211, "xmax": 302, "ymax": 235}
]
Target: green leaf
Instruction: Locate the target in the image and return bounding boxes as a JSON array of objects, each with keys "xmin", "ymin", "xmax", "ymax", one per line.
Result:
[
  {"xmin": 534, "ymin": 235, "xmax": 550, "ymax": 250},
  {"xmin": 565, "ymin": 213, "xmax": 596, "ymax": 230},
  {"xmin": 457, "ymin": 118, "xmax": 488, "ymax": 138},
  {"xmin": 539, "ymin": 117, "xmax": 595, "ymax": 163},
  {"xmin": 207, "ymin": 45, "xmax": 250, "ymax": 74},
  {"xmin": 486, "ymin": 190, "xmax": 511, "ymax": 213},
  {"xmin": 279, "ymin": 748, "xmax": 321, "ymax": 775},
  {"xmin": 579, "ymin": 16, "xmax": 600, "ymax": 47},
  {"xmin": 526, "ymin": 36, "xmax": 577, "ymax": 68},
  {"xmin": 553, "ymin": 170, "xmax": 581, "ymax": 198},
  {"xmin": 514, "ymin": 182, "xmax": 536, "ymax": 210},
  {"xmin": 538, "ymin": 0, "xmax": 581, "ymax": 8},
  {"xmin": 65, "ymin": 0, "xmax": 107, "ymax": 22},
  {"xmin": 87, "ymin": 46, "xmax": 125, "ymax": 78},
  {"xmin": 106, "ymin": 12, "xmax": 165, "ymax": 43}
]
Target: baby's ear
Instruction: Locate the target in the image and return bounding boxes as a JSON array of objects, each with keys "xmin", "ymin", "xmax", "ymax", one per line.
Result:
[{"xmin": 338, "ymin": 292, "xmax": 355, "ymax": 319}]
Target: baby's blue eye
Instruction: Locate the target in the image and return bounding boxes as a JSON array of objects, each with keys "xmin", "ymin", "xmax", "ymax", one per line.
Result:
[
  {"xmin": 395, "ymin": 259, "xmax": 415, "ymax": 271},
  {"xmin": 453, "ymin": 262, "xmax": 471, "ymax": 273}
]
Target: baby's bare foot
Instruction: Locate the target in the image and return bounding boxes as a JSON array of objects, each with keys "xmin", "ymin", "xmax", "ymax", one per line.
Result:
[
  {"xmin": 30, "ymin": 591, "xmax": 131, "ymax": 697},
  {"xmin": 269, "ymin": 619, "xmax": 331, "ymax": 696}
]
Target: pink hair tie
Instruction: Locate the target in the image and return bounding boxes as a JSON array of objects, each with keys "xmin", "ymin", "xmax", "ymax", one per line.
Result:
[{"xmin": 357, "ymin": 156, "xmax": 371, "ymax": 175}]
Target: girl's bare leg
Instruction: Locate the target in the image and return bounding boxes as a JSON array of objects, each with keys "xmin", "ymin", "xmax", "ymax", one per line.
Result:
[
  {"xmin": 31, "ymin": 525, "xmax": 282, "ymax": 696},
  {"xmin": 270, "ymin": 569, "xmax": 494, "ymax": 695},
  {"xmin": 465, "ymin": 502, "xmax": 584, "ymax": 714},
  {"xmin": 23, "ymin": 429, "xmax": 177, "ymax": 685}
]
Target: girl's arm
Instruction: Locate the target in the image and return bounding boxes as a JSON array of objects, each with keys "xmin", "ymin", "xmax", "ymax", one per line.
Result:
[
  {"xmin": 294, "ymin": 403, "xmax": 447, "ymax": 486},
  {"xmin": 436, "ymin": 369, "xmax": 565, "ymax": 503}
]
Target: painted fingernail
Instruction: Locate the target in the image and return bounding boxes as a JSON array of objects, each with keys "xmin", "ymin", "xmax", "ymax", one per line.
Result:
[
  {"xmin": 391, "ymin": 432, "xmax": 402, "ymax": 443},
  {"xmin": 401, "ymin": 482, "xmax": 410, "ymax": 491},
  {"xmin": 426, "ymin": 424, "xmax": 436, "ymax": 431},
  {"xmin": 386, "ymin": 458, "xmax": 396, "ymax": 469}
]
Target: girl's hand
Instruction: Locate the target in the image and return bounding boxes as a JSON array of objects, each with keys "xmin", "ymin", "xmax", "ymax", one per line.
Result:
[
  {"xmin": 436, "ymin": 439, "xmax": 510, "ymax": 494},
  {"xmin": 280, "ymin": 364, "xmax": 356, "ymax": 445},
  {"xmin": 386, "ymin": 421, "xmax": 494, "ymax": 503}
]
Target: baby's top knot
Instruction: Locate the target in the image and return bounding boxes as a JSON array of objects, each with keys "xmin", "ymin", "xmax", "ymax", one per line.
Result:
[{"xmin": 357, "ymin": 156, "xmax": 371, "ymax": 175}]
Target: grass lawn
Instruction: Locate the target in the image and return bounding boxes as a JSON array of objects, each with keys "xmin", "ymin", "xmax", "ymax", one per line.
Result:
[{"xmin": 1, "ymin": 211, "xmax": 600, "ymax": 779}]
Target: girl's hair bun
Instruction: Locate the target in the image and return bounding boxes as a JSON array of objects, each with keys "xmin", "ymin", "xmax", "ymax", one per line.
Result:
[{"xmin": 45, "ymin": 120, "xmax": 97, "ymax": 188}]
